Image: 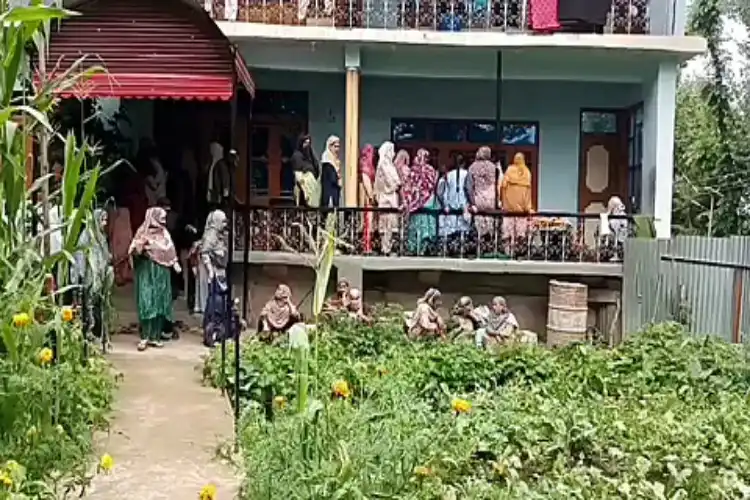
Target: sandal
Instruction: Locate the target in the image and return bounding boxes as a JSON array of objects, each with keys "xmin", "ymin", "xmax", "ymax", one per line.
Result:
[{"xmin": 137, "ymin": 340, "xmax": 148, "ymax": 351}]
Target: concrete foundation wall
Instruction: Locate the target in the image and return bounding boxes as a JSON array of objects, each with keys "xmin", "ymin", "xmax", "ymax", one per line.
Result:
[{"xmin": 231, "ymin": 264, "xmax": 622, "ymax": 343}]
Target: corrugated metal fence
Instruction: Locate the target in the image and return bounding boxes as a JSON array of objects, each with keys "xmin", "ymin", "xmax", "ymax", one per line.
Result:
[{"xmin": 623, "ymin": 236, "xmax": 750, "ymax": 343}]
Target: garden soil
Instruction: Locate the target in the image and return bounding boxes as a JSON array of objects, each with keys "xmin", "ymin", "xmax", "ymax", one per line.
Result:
[{"xmin": 84, "ymin": 286, "xmax": 240, "ymax": 499}]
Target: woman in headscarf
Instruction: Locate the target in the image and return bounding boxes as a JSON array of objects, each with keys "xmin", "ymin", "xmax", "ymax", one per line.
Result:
[
  {"xmin": 291, "ymin": 134, "xmax": 320, "ymax": 207},
  {"xmin": 374, "ymin": 141, "xmax": 401, "ymax": 255},
  {"xmin": 500, "ymin": 152, "xmax": 534, "ymax": 244},
  {"xmin": 200, "ymin": 209, "xmax": 230, "ymax": 347},
  {"xmin": 320, "ymin": 135, "xmax": 342, "ymax": 207},
  {"xmin": 258, "ymin": 284, "xmax": 301, "ymax": 337},
  {"xmin": 359, "ymin": 144, "xmax": 376, "ymax": 253},
  {"xmin": 404, "ymin": 287, "xmax": 445, "ymax": 340},
  {"xmin": 600, "ymin": 196, "xmax": 629, "ymax": 260},
  {"xmin": 129, "ymin": 207, "xmax": 180, "ymax": 351},
  {"xmin": 474, "ymin": 296, "xmax": 520, "ymax": 349},
  {"xmin": 468, "ymin": 146, "xmax": 499, "ymax": 239},
  {"xmin": 345, "ymin": 288, "xmax": 373, "ymax": 325},
  {"xmin": 403, "ymin": 149, "xmax": 439, "ymax": 255},
  {"xmin": 322, "ymin": 278, "xmax": 351, "ymax": 315},
  {"xmin": 437, "ymin": 154, "xmax": 472, "ymax": 239},
  {"xmin": 73, "ymin": 209, "xmax": 114, "ymax": 342},
  {"xmin": 394, "ymin": 149, "xmax": 411, "ymax": 184}
]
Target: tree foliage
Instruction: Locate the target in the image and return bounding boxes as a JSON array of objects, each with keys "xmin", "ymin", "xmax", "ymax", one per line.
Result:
[{"xmin": 673, "ymin": 0, "xmax": 750, "ymax": 236}]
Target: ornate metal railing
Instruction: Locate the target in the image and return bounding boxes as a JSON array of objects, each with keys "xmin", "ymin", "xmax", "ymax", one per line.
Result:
[
  {"xmin": 233, "ymin": 206, "xmax": 633, "ymax": 263},
  {"xmin": 207, "ymin": 0, "xmax": 650, "ymax": 34}
]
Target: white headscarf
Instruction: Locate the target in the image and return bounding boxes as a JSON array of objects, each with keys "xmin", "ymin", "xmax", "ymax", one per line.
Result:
[
  {"xmin": 320, "ymin": 135, "xmax": 340, "ymax": 167},
  {"xmin": 374, "ymin": 141, "xmax": 400, "ymax": 195}
]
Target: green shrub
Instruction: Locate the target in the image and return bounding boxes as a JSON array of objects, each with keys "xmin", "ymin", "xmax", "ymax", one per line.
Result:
[{"xmin": 205, "ymin": 320, "xmax": 750, "ymax": 499}]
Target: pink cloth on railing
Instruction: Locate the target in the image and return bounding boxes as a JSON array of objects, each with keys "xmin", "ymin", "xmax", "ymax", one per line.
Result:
[{"xmin": 530, "ymin": 0, "xmax": 560, "ymax": 31}]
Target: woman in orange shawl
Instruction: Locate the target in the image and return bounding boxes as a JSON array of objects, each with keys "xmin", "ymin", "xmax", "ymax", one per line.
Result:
[{"xmin": 500, "ymin": 153, "xmax": 534, "ymax": 243}]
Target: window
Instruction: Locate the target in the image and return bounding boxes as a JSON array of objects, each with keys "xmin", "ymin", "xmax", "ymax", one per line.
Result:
[
  {"xmin": 391, "ymin": 119, "xmax": 427, "ymax": 142},
  {"xmin": 581, "ymin": 111, "xmax": 618, "ymax": 134},
  {"xmin": 468, "ymin": 121, "xmax": 497, "ymax": 143},
  {"xmin": 501, "ymin": 123, "xmax": 537, "ymax": 145},
  {"xmin": 627, "ymin": 105, "xmax": 643, "ymax": 212},
  {"xmin": 432, "ymin": 120, "xmax": 467, "ymax": 142}
]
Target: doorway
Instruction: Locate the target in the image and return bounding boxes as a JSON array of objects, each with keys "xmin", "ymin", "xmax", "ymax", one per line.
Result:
[
  {"xmin": 247, "ymin": 90, "xmax": 308, "ymax": 207},
  {"xmin": 578, "ymin": 109, "xmax": 628, "ymax": 245}
]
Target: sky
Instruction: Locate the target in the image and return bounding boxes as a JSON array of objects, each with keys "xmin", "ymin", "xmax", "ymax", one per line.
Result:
[{"xmin": 684, "ymin": 16, "xmax": 749, "ymax": 80}]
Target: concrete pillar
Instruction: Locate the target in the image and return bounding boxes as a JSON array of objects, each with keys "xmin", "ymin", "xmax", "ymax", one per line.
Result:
[
  {"xmin": 641, "ymin": 61, "xmax": 678, "ymax": 238},
  {"xmin": 344, "ymin": 45, "xmax": 361, "ymax": 207},
  {"xmin": 336, "ymin": 261, "xmax": 363, "ymax": 290}
]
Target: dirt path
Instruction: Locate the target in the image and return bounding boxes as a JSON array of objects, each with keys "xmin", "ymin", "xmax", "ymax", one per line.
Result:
[{"xmin": 85, "ymin": 290, "xmax": 240, "ymax": 499}]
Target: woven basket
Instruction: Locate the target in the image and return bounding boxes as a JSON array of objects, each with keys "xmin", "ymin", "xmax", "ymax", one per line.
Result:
[{"xmin": 546, "ymin": 280, "xmax": 588, "ymax": 347}]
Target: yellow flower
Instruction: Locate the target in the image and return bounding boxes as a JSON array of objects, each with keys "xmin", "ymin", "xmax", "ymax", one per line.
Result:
[
  {"xmin": 12, "ymin": 313, "xmax": 30, "ymax": 328},
  {"xmin": 55, "ymin": 424, "xmax": 65, "ymax": 435},
  {"xmin": 98, "ymin": 454, "xmax": 114, "ymax": 473},
  {"xmin": 61, "ymin": 306, "xmax": 74, "ymax": 323},
  {"xmin": 38, "ymin": 347, "xmax": 53, "ymax": 365},
  {"xmin": 413, "ymin": 465, "xmax": 432, "ymax": 477},
  {"xmin": 1, "ymin": 474, "xmax": 11, "ymax": 488},
  {"xmin": 273, "ymin": 395, "xmax": 287, "ymax": 409},
  {"xmin": 332, "ymin": 379, "xmax": 351, "ymax": 399},
  {"xmin": 451, "ymin": 398, "xmax": 471, "ymax": 414},
  {"xmin": 199, "ymin": 483, "xmax": 217, "ymax": 500}
]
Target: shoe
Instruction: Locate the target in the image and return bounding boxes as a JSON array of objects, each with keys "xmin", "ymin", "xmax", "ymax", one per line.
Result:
[
  {"xmin": 137, "ymin": 340, "xmax": 148, "ymax": 351},
  {"xmin": 147, "ymin": 340, "xmax": 164, "ymax": 348}
]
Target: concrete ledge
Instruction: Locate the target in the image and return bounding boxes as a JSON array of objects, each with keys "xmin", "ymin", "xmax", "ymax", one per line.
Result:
[
  {"xmin": 233, "ymin": 251, "xmax": 623, "ymax": 277},
  {"xmin": 218, "ymin": 22, "xmax": 705, "ymax": 58}
]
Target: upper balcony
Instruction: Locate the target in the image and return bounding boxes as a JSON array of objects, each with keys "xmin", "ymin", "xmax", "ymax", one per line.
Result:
[{"xmin": 206, "ymin": 0, "xmax": 686, "ymax": 37}]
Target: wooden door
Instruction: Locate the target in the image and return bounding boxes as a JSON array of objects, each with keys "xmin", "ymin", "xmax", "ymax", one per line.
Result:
[
  {"xmin": 578, "ymin": 134, "xmax": 624, "ymax": 245},
  {"xmin": 248, "ymin": 120, "xmax": 304, "ymax": 206}
]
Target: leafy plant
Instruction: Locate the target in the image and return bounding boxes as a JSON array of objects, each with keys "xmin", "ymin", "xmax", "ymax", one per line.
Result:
[{"xmin": 206, "ymin": 320, "xmax": 750, "ymax": 499}]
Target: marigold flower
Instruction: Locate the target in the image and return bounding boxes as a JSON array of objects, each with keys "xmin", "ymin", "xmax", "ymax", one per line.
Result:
[
  {"xmin": 1, "ymin": 474, "xmax": 11, "ymax": 488},
  {"xmin": 199, "ymin": 483, "xmax": 217, "ymax": 500},
  {"xmin": 12, "ymin": 313, "xmax": 30, "ymax": 328},
  {"xmin": 332, "ymin": 379, "xmax": 351, "ymax": 399},
  {"xmin": 273, "ymin": 395, "xmax": 287, "ymax": 409},
  {"xmin": 413, "ymin": 465, "xmax": 432, "ymax": 477},
  {"xmin": 98, "ymin": 453, "xmax": 114, "ymax": 473},
  {"xmin": 451, "ymin": 398, "xmax": 471, "ymax": 414},
  {"xmin": 38, "ymin": 347, "xmax": 53, "ymax": 365},
  {"xmin": 61, "ymin": 306, "xmax": 74, "ymax": 323}
]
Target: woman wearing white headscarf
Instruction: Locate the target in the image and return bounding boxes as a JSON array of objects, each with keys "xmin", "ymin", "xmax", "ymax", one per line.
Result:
[
  {"xmin": 374, "ymin": 141, "xmax": 401, "ymax": 255},
  {"xmin": 319, "ymin": 135, "xmax": 342, "ymax": 207}
]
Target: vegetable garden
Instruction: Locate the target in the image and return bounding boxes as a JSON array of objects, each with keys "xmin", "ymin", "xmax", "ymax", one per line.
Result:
[
  {"xmin": 0, "ymin": 1, "xmax": 117, "ymax": 497},
  {"xmin": 206, "ymin": 316, "xmax": 750, "ymax": 499}
]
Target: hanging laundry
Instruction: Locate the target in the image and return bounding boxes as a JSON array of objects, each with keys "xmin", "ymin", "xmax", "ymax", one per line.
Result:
[
  {"xmin": 558, "ymin": 0, "xmax": 613, "ymax": 32},
  {"xmin": 529, "ymin": 0, "xmax": 560, "ymax": 32}
]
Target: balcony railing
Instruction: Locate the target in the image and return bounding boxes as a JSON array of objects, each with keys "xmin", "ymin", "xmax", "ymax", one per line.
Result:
[
  {"xmin": 233, "ymin": 206, "xmax": 633, "ymax": 263},
  {"xmin": 208, "ymin": 0, "xmax": 650, "ymax": 34}
]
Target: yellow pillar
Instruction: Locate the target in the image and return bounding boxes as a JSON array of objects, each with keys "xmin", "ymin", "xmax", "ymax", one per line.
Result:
[{"xmin": 344, "ymin": 46, "xmax": 361, "ymax": 207}]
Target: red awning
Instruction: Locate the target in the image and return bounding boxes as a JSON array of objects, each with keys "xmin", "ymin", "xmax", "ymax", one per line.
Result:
[
  {"xmin": 44, "ymin": 0, "xmax": 255, "ymax": 101},
  {"xmin": 52, "ymin": 73, "xmax": 235, "ymax": 101}
]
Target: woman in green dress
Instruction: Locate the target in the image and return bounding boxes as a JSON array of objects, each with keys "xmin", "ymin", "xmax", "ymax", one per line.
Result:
[{"xmin": 128, "ymin": 207, "xmax": 181, "ymax": 351}]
